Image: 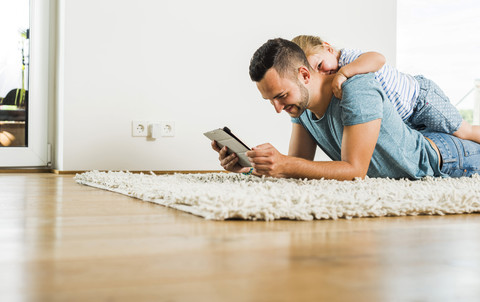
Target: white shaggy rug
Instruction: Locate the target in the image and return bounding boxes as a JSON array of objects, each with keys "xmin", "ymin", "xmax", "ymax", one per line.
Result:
[{"xmin": 74, "ymin": 170, "xmax": 480, "ymax": 221}]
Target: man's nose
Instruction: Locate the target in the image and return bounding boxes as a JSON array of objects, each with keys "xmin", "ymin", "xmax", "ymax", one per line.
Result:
[{"xmin": 272, "ymin": 99, "xmax": 284, "ymax": 113}]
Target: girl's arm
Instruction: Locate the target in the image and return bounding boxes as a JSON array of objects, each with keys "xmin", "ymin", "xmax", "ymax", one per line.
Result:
[
  {"xmin": 338, "ymin": 51, "xmax": 386, "ymax": 78},
  {"xmin": 333, "ymin": 51, "xmax": 385, "ymax": 98}
]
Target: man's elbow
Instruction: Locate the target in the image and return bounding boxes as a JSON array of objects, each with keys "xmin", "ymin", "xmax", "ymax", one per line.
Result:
[
  {"xmin": 354, "ymin": 172, "xmax": 368, "ymax": 180},
  {"xmin": 347, "ymin": 164, "xmax": 369, "ymax": 180},
  {"xmin": 348, "ymin": 171, "xmax": 367, "ymax": 181}
]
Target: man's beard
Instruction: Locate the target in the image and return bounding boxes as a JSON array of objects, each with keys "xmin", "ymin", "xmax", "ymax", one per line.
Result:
[{"xmin": 292, "ymin": 80, "xmax": 309, "ymax": 118}]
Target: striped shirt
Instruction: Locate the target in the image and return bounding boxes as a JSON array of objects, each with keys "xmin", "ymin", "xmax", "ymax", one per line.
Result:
[{"xmin": 339, "ymin": 48, "xmax": 419, "ymax": 121}]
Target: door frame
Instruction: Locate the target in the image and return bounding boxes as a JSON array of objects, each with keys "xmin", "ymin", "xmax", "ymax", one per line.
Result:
[{"xmin": 0, "ymin": 0, "xmax": 50, "ymax": 167}]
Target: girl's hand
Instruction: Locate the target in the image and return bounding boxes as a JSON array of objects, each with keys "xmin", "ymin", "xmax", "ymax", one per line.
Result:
[{"xmin": 332, "ymin": 73, "xmax": 347, "ymax": 99}]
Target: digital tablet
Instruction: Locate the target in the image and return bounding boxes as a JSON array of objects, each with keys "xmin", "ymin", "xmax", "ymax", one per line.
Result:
[{"xmin": 204, "ymin": 127, "xmax": 252, "ymax": 167}]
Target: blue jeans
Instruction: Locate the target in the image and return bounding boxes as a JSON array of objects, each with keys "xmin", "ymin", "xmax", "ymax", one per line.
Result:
[{"xmin": 423, "ymin": 131, "xmax": 480, "ymax": 177}]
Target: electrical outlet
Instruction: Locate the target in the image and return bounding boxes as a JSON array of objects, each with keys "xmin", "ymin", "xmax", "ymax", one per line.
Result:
[
  {"xmin": 132, "ymin": 121, "xmax": 148, "ymax": 137},
  {"xmin": 161, "ymin": 121, "xmax": 175, "ymax": 137}
]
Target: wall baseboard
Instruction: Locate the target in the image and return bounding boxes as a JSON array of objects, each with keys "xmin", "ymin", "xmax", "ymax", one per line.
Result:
[
  {"xmin": 0, "ymin": 169, "xmax": 227, "ymax": 175},
  {"xmin": 52, "ymin": 170, "xmax": 228, "ymax": 175},
  {"xmin": 0, "ymin": 168, "xmax": 51, "ymax": 173}
]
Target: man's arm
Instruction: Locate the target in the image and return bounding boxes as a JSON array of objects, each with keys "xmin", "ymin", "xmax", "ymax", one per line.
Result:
[
  {"xmin": 247, "ymin": 119, "xmax": 381, "ymax": 180},
  {"xmin": 288, "ymin": 123, "xmax": 317, "ymax": 160}
]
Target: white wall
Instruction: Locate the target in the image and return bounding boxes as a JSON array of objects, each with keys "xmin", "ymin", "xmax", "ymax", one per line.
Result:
[{"xmin": 54, "ymin": 0, "xmax": 397, "ymax": 171}]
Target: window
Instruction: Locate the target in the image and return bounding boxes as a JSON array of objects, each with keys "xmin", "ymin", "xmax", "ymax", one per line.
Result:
[{"xmin": 397, "ymin": 0, "xmax": 480, "ymax": 124}]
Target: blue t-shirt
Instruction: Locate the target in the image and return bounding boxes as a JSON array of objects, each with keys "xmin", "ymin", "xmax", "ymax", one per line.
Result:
[
  {"xmin": 339, "ymin": 48, "xmax": 419, "ymax": 121},
  {"xmin": 292, "ymin": 73, "xmax": 444, "ymax": 179}
]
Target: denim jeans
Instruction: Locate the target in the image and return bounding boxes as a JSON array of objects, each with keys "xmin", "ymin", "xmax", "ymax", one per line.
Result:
[
  {"xmin": 423, "ymin": 131, "xmax": 480, "ymax": 177},
  {"xmin": 408, "ymin": 76, "xmax": 463, "ymax": 134}
]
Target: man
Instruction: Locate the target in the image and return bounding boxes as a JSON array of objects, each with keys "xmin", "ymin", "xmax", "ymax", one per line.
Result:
[{"xmin": 212, "ymin": 38, "xmax": 480, "ymax": 180}]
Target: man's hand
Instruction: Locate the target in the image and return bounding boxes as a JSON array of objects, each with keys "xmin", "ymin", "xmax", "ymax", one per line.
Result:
[
  {"xmin": 332, "ymin": 72, "xmax": 347, "ymax": 99},
  {"xmin": 246, "ymin": 143, "xmax": 288, "ymax": 178},
  {"xmin": 211, "ymin": 141, "xmax": 252, "ymax": 174}
]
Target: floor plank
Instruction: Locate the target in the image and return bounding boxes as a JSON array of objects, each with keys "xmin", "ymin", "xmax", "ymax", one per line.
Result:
[{"xmin": 0, "ymin": 173, "xmax": 479, "ymax": 302}]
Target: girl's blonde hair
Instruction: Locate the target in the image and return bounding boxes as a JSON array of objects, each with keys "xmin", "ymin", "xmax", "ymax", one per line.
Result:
[{"xmin": 291, "ymin": 35, "xmax": 326, "ymax": 56}]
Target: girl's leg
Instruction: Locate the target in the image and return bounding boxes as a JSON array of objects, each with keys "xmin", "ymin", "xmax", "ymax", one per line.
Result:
[
  {"xmin": 408, "ymin": 77, "xmax": 464, "ymax": 137},
  {"xmin": 453, "ymin": 120, "xmax": 480, "ymax": 144}
]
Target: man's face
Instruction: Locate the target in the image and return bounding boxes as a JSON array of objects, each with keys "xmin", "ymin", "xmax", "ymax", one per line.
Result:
[{"xmin": 256, "ymin": 68, "xmax": 310, "ymax": 118}]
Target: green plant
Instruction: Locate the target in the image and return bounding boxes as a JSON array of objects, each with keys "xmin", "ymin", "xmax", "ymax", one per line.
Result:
[{"xmin": 459, "ymin": 109, "xmax": 473, "ymax": 124}]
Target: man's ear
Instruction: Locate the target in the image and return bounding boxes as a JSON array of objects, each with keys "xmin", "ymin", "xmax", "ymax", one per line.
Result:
[{"xmin": 298, "ymin": 66, "xmax": 311, "ymax": 84}]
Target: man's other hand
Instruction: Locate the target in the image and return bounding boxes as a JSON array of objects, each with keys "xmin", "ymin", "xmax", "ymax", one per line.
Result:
[{"xmin": 211, "ymin": 141, "xmax": 252, "ymax": 174}]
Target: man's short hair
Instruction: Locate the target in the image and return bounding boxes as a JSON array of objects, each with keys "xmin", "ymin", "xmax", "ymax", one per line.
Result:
[{"xmin": 249, "ymin": 38, "xmax": 311, "ymax": 82}]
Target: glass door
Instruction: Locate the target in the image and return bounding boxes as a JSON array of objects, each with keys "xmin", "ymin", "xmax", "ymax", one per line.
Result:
[
  {"xmin": 0, "ymin": 0, "xmax": 49, "ymax": 167},
  {"xmin": 397, "ymin": 0, "xmax": 480, "ymax": 124}
]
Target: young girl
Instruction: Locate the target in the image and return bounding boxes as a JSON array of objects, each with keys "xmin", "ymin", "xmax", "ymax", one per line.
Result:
[{"xmin": 292, "ymin": 35, "xmax": 480, "ymax": 144}]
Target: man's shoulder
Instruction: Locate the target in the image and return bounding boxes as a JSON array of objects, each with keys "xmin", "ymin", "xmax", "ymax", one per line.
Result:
[
  {"xmin": 341, "ymin": 73, "xmax": 383, "ymax": 102},
  {"xmin": 343, "ymin": 73, "xmax": 378, "ymax": 89},
  {"xmin": 339, "ymin": 73, "xmax": 384, "ymax": 125}
]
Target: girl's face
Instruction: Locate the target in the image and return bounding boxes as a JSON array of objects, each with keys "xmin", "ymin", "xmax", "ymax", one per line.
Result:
[{"xmin": 307, "ymin": 46, "xmax": 339, "ymax": 74}]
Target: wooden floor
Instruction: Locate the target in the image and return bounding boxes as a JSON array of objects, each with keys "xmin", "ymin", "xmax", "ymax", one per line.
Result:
[{"xmin": 1, "ymin": 173, "xmax": 480, "ymax": 302}]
